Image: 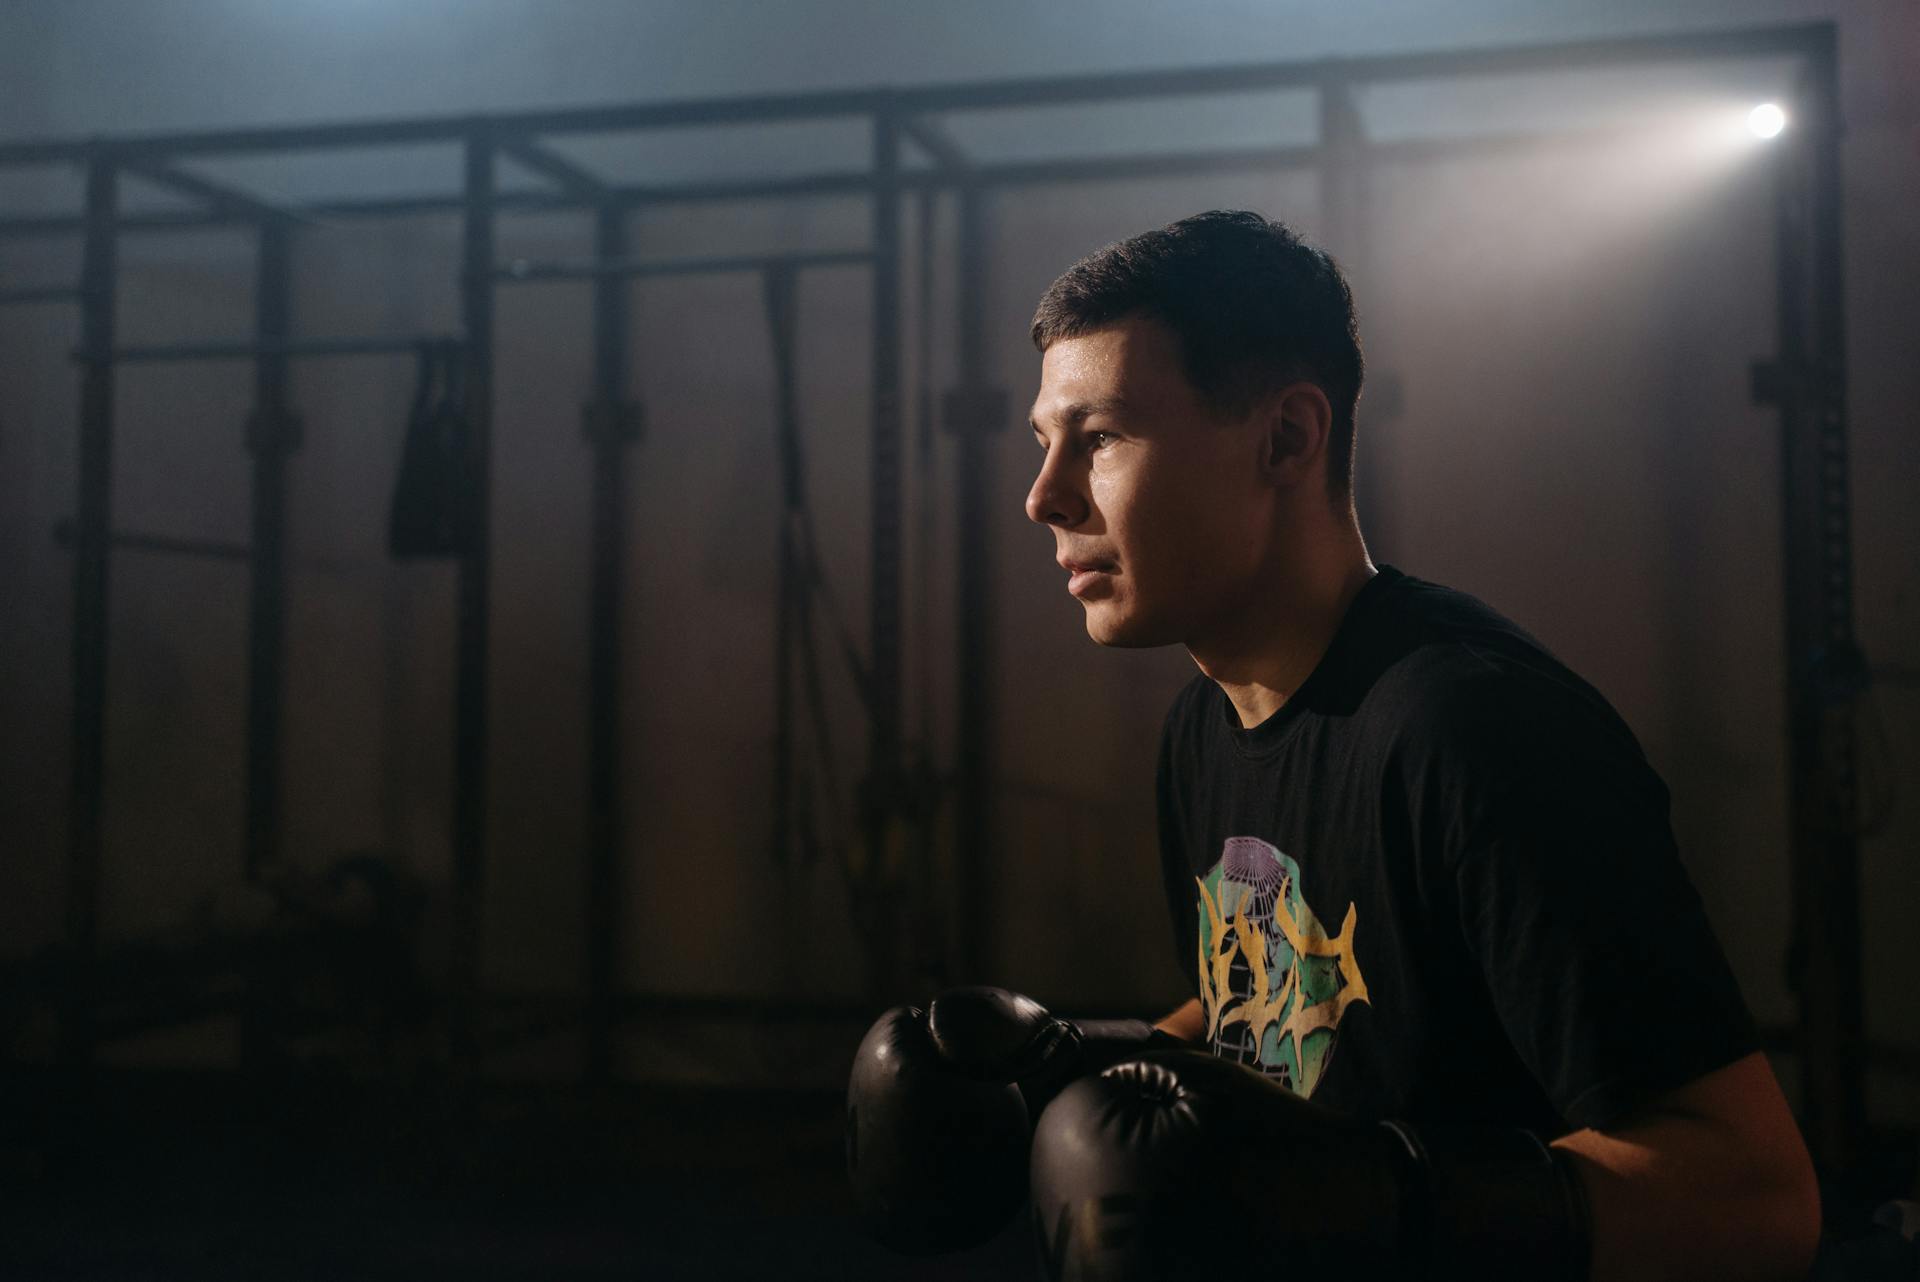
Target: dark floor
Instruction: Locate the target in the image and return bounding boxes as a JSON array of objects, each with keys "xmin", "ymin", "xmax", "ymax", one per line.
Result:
[
  {"xmin": 9, "ymin": 1067, "xmax": 1917, "ymax": 1280},
  {"xmin": 0, "ymin": 1068, "xmax": 1036, "ymax": 1281}
]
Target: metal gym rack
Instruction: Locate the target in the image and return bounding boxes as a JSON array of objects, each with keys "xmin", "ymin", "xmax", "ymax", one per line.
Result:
[{"xmin": 0, "ymin": 21, "xmax": 1868, "ymax": 1171}]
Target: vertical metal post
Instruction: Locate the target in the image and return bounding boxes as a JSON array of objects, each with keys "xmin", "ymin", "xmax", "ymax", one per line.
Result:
[
  {"xmin": 768, "ymin": 263, "xmax": 799, "ymax": 884},
  {"xmin": 865, "ymin": 106, "xmax": 905, "ymax": 994},
  {"xmin": 244, "ymin": 220, "xmax": 293, "ymax": 881},
  {"xmin": 1318, "ymin": 79, "xmax": 1379, "ymax": 543},
  {"xmin": 61, "ymin": 154, "xmax": 118, "ymax": 1070},
  {"xmin": 452, "ymin": 134, "xmax": 496, "ymax": 1071},
  {"xmin": 765, "ymin": 259, "xmax": 832, "ymax": 1004},
  {"xmin": 1772, "ymin": 35, "xmax": 1864, "ymax": 1176},
  {"xmin": 945, "ymin": 184, "xmax": 1005, "ymax": 983},
  {"xmin": 1317, "ymin": 79, "xmax": 1369, "ymax": 266},
  {"xmin": 906, "ymin": 186, "xmax": 943, "ymax": 988},
  {"xmin": 584, "ymin": 202, "xmax": 634, "ymax": 1084}
]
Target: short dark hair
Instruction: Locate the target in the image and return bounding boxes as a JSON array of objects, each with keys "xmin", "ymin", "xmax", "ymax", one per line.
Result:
[{"xmin": 1030, "ymin": 210, "xmax": 1364, "ymax": 501}]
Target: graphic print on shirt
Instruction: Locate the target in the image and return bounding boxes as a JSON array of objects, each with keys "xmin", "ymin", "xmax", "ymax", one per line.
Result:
[{"xmin": 1195, "ymin": 836, "xmax": 1369, "ymax": 1098}]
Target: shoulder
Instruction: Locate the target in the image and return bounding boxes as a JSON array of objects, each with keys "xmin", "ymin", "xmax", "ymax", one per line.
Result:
[
  {"xmin": 1365, "ymin": 580, "xmax": 1674, "ymax": 860},
  {"xmin": 1365, "ymin": 573, "xmax": 1647, "ymax": 771}
]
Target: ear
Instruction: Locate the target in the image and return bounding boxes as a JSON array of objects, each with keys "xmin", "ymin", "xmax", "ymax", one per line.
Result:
[{"xmin": 1258, "ymin": 382, "xmax": 1333, "ymax": 490}]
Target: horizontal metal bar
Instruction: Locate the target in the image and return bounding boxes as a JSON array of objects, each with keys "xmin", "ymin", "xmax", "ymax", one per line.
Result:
[
  {"xmin": 54, "ymin": 518, "xmax": 249, "ymax": 563},
  {"xmin": 626, "ymin": 169, "xmax": 887, "ymax": 204},
  {"xmin": 972, "ymin": 142, "xmax": 1320, "ymax": 188},
  {"xmin": 906, "ymin": 24, "xmax": 1833, "ymax": 114},
  {"xmin": 0, "ymin": 22, "xmax": 1830, "ymax": 170},
  {"xmin": 0, "ymin": 188, "xmax": 578, "ymax": 240},
  {"xmin": 497, "ymin": 247, "xmax": 874, "ymax": 283},
  {"xmin": 0, "ymin": 100, "xmax": 1763, "ymax": 246},
  {"xmin": 643, "ymin": 123, "xmax": 1646, "ymax": 195},
  {"xmin": 966, "ymin": 122, "xmax": 1657, "ymax": 189},
  {"xmin": 482, "ymin": 989, "xmax": 880, "ymax": 1024},
  {"xmin": 0, "ymin": 176, "xmax": 873, "ymax": 241},
  {"xmin": 78, "ymin": 333, "xmax": 461, "ymax": 363},
  {"xmin": 0, "ymin": 285, "xmax": 81, "ymax": 305},
  {"xmin": 0, "ymin": 209, "xmax": 226, "ymax": 239},
  {"xmin": 0, "ymin": 89, "xmax": 891, "ymax": 166}
]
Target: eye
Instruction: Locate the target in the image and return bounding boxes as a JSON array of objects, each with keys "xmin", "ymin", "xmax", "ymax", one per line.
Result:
[{"xmin": 1086, "ymin": 431, "xmax": 1114, "ymax": 450}]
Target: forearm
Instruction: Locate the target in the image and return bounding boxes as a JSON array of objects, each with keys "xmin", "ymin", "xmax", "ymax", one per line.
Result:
[
  {"xmin": 1152, "ymin": 995, "xmax": 1205, "ymax": 1043},
  {"xmin": 1553, "ymin": 1113, "xmax": 1820, "ymax": 1282}
]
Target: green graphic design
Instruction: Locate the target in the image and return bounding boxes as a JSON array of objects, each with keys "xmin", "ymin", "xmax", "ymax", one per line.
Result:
[{"xmin": 1195, "ymin": 836, "xmax": 1368, "ymax": 1097}]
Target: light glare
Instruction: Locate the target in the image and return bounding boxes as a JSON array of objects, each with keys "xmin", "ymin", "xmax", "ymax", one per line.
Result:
[{"xmin": 1748, "ymin": 103, "xmax": 1786, "ymax": 139}]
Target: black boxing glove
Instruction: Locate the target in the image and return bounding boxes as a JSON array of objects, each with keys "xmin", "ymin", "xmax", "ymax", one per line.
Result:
[
  {"xmin": 1029, "ymin": 1050, "xmax": 1590, "ymax": 1282},
  {"xmin": 846, "ymin": 987, "xmax": 1181, "ymax": 1255}
]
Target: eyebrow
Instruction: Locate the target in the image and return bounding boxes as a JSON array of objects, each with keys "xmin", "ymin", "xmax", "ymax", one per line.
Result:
[{"xmin": 1029, "ymin": 396, "xmax": 1130, "ymax": 433}]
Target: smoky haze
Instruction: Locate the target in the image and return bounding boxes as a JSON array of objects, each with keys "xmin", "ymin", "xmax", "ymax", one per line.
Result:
[{"xmin": 0, "ymin": 4, "xmax": 1915, "ymax": 1274}]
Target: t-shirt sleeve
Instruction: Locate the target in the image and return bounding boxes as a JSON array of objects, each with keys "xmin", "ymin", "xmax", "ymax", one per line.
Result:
[{"xmin": 1419, "ymin": 673, "xmax": 1761, "ymax": 1132}]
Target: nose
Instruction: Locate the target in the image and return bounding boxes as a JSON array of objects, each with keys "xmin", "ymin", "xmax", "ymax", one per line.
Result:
[{"xmin": 1024, "ymin": 446, "xmax": 1086, "ymax": 528}]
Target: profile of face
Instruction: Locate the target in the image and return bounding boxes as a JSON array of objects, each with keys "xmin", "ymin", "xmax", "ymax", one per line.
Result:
[{"xmin": 1026, "ymin": 315, "xmax": 1286, "ymax": 649}]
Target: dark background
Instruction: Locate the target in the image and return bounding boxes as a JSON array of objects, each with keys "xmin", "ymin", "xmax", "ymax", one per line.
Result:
[{"xmin": 1, "ymin": 1, "xmax": 1915, "ymax": 1277}]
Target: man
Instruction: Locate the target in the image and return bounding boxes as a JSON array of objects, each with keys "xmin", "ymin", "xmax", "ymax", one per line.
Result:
[{"xmin": 1014, "ymin": 210, "xmax": 1820, "ymax": 1280}]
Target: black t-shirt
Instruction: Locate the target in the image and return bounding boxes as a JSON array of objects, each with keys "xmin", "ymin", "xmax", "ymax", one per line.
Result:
[{"xmin": 1156, "ymin": 565, "xmax": 1758, "ymax": 1135}]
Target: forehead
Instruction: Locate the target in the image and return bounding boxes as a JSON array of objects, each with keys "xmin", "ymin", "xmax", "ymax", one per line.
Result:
[{"xmin": 1032, "ymin": 316, "xmax": 1191, "ymax": 424}]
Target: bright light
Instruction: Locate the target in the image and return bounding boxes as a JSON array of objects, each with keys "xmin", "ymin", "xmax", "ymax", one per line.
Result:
[{"xmin": 1748, "ymin": 103, "xmax": 1787, "ymax": 139}]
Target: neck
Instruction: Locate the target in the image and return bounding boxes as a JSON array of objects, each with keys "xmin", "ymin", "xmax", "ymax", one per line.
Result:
[{"xmin": 1188, "ymin": 514, "xmax": 1376, "ymax": 730}]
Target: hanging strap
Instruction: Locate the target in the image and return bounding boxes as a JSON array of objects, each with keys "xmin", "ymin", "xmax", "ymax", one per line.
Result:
[{"xmin": 387, "ymin": 342, "xmax": 469, "ymax": 559}]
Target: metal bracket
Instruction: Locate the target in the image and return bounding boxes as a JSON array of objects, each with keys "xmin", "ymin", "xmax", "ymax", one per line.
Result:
[{"xmin": 1751, "ymin": 356, "xmax": 1840, "ymax": 408}]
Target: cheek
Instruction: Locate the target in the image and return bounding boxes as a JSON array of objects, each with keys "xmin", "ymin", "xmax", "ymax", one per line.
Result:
[
  {"xmin": 1089, "ymin": 468, "xmax": 1155, "ymax": 551},
  {"xmin": 1146, "ymin": 470, "xmax": 1261, "ymax": 585},
  {"xmin": 1095, "ymin": 468, "xmax": 1198, "ymax": 577},
  {"xmin": 1087, "ymin": 467, "xmax": 1130, "ymax": 532}
]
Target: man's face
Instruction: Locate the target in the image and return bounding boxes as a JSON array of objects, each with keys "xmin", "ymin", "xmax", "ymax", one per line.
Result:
[{"xmin": 1026, "ymin": 315, "xmax": 1272, "ymax": 648}]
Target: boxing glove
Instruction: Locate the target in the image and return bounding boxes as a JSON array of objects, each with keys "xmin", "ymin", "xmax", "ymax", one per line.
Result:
[
  {"xmin": 846, "ymin": 986, "xmax": 1181, "ymax": 1255},
  {"xmin": 1029, "ymin": 1050, "xmax": 1590, "ymax": 1282}
]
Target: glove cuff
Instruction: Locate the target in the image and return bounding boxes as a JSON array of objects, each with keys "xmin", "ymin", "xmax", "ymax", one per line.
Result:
[
  {"xmin": 1380, "ymin": 1119, "xmax": 1593, "ymax": 1282},
  {"xmin": 1075, "ymin": 1019, "xmax": 1183, "ymax": 1067},
  {"xmin": 1018, "ymin": 1018, "xmax": 1178, "ymax": 1118}
]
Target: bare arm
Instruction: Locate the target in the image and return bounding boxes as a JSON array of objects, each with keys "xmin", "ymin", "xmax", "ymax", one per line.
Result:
[
  {"xmin": 1152, "ymin": 1004, "xmax": 1815, "ymax": 1276},
  {"xmin": 1552, "ymin": 1051, "xmax": 1821, "ymax": 1282},
  {"xmin": 1153, "ymin": 996, "xmax": 1206, "ymax": 1043}
]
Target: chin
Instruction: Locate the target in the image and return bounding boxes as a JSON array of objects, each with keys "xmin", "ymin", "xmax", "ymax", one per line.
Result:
[{"xmin": 1082, "ymin": 604, "xmax": 1178, "ymax": 650}]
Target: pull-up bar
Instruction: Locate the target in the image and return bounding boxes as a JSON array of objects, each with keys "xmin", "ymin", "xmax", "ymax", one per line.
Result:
[
  {"xmin": 496, "ymin": 248, "xmax": 874, "ymax": 284},
  {"xmin": 0, "ymin": 21, "xmax": 1832, "ymax": 171},
  {"xmin": 53, "ymin": 518, "xmax": 250, "ymax": 564},
  {"xmin": 77, "ymin": 334, "xmax": 462, "ymax": 364},
  {"xmin": 0, "ymin": 285, "xmax": 82, "ymax": 305}
]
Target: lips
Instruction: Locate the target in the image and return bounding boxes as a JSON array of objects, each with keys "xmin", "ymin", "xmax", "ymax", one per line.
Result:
[{"xmin": 1059, "ymin": 556, "xmax": 1116, "ymax": 599}]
